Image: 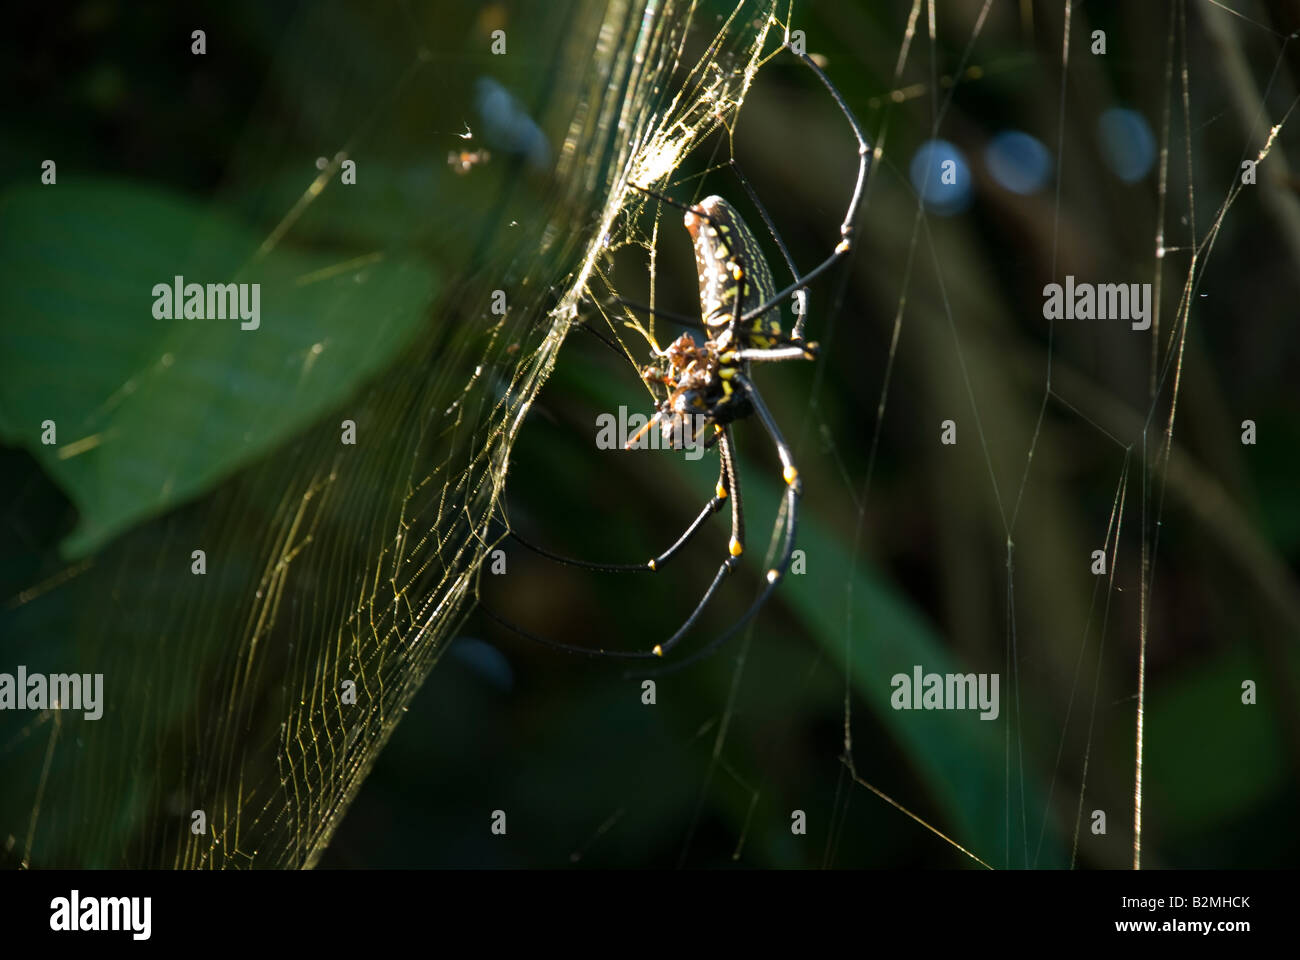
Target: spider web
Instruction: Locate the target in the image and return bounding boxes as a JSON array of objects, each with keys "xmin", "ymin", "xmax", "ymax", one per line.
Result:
[
  {"xmin": 470, "ymin": 0, "xmax": 1300, "ymax": 870},
  {"xmin": 0, "ymin": 0, "xmax": 775, "ymax": 868},
  {"xmin": 3, "ymin": 0, "xmax": 1297, "ymax": 871},
  {"xmin": 814, "ymin": 0, "xmax": 1300, "ymax": 871}
]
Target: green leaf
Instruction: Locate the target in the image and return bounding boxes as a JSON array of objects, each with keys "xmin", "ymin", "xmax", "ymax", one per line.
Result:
[{"xmin": 0, "ymin": 179, "xmax": 437, "ymax": 557}]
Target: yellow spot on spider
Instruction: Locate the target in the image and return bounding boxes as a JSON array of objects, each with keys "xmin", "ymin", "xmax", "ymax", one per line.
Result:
[
  {"xmin": 652, "ymin": 644, "xmax": 664, "ymax": 657},
  {"xmin": 729, "ymin": 537, "xmax": 744, "ymax": 557},
  {"xmin": 716, "ymin": 482, "xmax": 727, "ymax": 499},
  {"xmin": 648, "ymin": 558, "xmax": 657, "ymax": 571},
  {"xmin": 783, "ymin": 465, "xmax": 799, "ymax": 485}
]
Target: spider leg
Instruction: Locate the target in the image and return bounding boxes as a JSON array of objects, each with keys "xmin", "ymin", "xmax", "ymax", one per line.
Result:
[
  {"xmin": 571, "ymin": 320, "xmax": 632, "ymax": 359},
  {"xmin": 719, "ymin": 426, "xmax": 745, "ymax": 558},
  {"xmin": 730, "ymin": 344, "xmax": 818, "ymax": 363},
  {"xmin": 736, "ymin": 40, "xmax": 870, "ymax": 330},
  {"xmin": 624, "ymin": 409, "xmax": 665, "ymax": 449},
  {"xmin": 492, "ymin": 433, "xmax": 741, "ymax": 658},
  {"xmin": 734, "ymin": 371, "xmax": 800, "ymax": 494},
  {"xmin": 507, "ymin": 445, "xmax": 729, "ymax": 574},
  {"xmin": 479, "ymin": 604, "xmax": 658, "ymax": 660},
  {"xmin": 648, "ymin": 427, "xmax": 746, "ymax": 658}
]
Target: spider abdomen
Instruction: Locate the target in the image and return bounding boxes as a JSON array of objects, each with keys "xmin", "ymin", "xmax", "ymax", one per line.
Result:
[{"xmin": 683, "ymin": 195, "xmax": 782, "ymax": 344}]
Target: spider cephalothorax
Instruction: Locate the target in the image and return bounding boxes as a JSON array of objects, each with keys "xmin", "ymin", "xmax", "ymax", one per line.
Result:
[
  {"xmin": 645, "ymin": 332, "xmax": 719, "ymax": 448},
  {"xmin": 634, "ymin": 327, "xmax": 749, "ymax": 453}
]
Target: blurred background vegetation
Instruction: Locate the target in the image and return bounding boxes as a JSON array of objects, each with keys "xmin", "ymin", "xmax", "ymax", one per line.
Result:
[{"xmin": 1, "ymin": 0, "xmax": 1298, "ymax": 868}]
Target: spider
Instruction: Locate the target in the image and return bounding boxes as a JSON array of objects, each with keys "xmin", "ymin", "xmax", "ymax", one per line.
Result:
[{"xmin": 492, "ymin": 30, "xmax": 869, "ymax": 665}]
